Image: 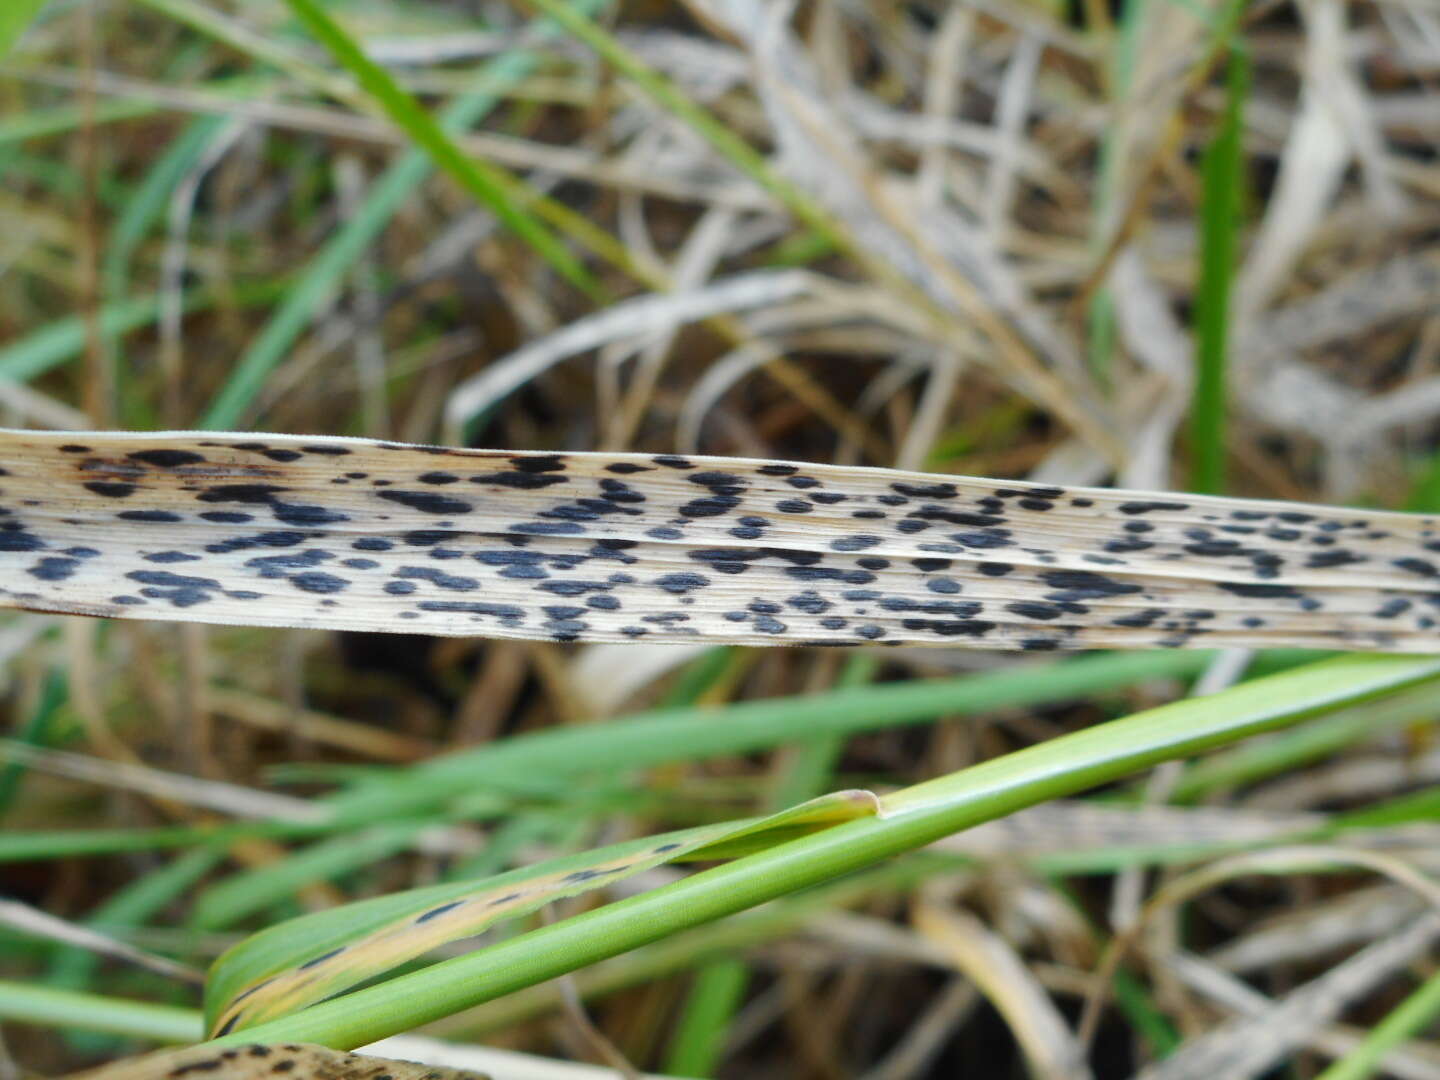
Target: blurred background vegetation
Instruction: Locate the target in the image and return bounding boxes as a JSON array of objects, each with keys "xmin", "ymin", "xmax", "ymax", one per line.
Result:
[{"xmin": 2, "ymin": 0, "xmax": 1440, "ymax": 1077}]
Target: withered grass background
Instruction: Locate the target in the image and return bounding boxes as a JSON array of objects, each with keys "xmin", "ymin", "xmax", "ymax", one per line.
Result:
[{"xmin": 2, "ymin": 1, "xmax": 1440, "ymax": 1077}]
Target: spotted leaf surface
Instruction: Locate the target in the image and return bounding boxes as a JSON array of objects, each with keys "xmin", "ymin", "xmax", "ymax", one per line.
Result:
[
  {"xmin": 65, "ymin": 1043, "xmax": 489, "ymax": 1080},
  {"xmin": 2, "ymin": 429, "xmax": 1439, "ymax": 651},
  {"xmin": 205, "ymin": 790, "xmax": 879, "ymax": 1036}
]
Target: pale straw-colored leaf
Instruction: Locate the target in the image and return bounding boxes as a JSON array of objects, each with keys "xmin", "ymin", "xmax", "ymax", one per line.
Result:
[{"xmin": 5, "ymin": 428, "xmax": 1440, "ymax": 651}]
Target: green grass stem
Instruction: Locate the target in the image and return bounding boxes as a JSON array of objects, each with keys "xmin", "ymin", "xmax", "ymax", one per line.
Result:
[
  {"xmin": 199, "ymin": 655, "xmax": 1440, "ymax": 1049},
  {"xmin": 1191, "ymin": 45, "xmax": 1248, "ymax": 494}
]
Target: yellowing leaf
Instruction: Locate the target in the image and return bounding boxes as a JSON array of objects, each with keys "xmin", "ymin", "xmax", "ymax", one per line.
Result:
[{"xmin": 205, "ymin": 790, "xmax": 879, "ymax": 1035}]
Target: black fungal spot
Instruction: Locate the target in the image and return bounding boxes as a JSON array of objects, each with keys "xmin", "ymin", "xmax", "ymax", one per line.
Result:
[
  {"xmin": 689, "ymin": 470, "xmax": 748, "ymax": 490},
  {"xmin": 1040, "ymin": 570, "xmax": 1144, "ymax": 602},
  {"xmin": 1393, "ymin": 558, "xmax": 1438, "ymax": 578},
  {"xmin": 298, "ymin": 947, "xmax": 345, "ymax": 970},
  {"xmin": 470, "ymin": 471, "xmax": 568, "ymax": 490},
  {"xmin": 1375, "ymin": 598, "xmax": 1412, "ymax": 619},
  {"xmin": 415, "ymin": 900, "xmax": 465, "ymax": 923},
  {"xmin": 291, "ymin": 572, "xmax": 348, "ymax": 594},
  {"xmin": 353, "ymin": 538, "xmax": 393, "ymax": 551},
  {"xmin": 59, "ymin": 444, "xmax": 91, "ymax": 453},
  {"xmin": 1306, "ymin": 550, "xmax": 1365, "ymax": 569},
  {"xmin": 515, "ymin": 521, "xmax": 585, "ymax": 536},
  {"xmin": 403, "ymin": 529, "xmax": 460, "ymax": 546},
  {"xmin": 128, "ymin": 570, "xmax": 222, "ymax": 590},
  {"xmin": 200, "ymin": 511, "xmax": 252, "ymax": 524},
  {"xmin": 84, "ymin": 481, "xmax": 135, "ymax": 498},
  {"xmin": 1006, "ymin": 601, "xmax": 1062, "ymax": 621},
  {"xmin": 1118, "ymin": 500, "xmax": 1190, "ymax": 515},
  {"xmin": 118, "ymin": 510, "xmax": 182, "ymax": 523},
  {"xmin": 678, "ymin": 495, "xmax": 742, "ymax": 518},
  {"xmin": 606, "ymin": 462, "xmax": 652, "ymax": 474},
  {"xmin": 901, "ymin": 618, "xmax": 997, "ymax": 637},
  {"xmin": 655, "ymin": 572, "xmax": 708, "ymax": 594},
  {"xmin": 911, "ymin": 558, "xmax": 952, "ymax": 572},
  {"xmin": 776, "ymin": 499, "xmax": 813, "ymax": 514},
  {"xmin": 891, "ymin": 482, "xmax": 959, "ymax": 499},
  {"xmin": 378, "ymin": 490, "xmax": 473, "ymax": 515},
  {"xmin": 170, "ymin": 1058, "xmax": 226, "ymax": 1074},
  {"xmin": 1217, "ymin": 582, "xmax": 1302, "ymax": 599},
  {"xmin": 950, "ymin": 530, "xmax": 1013, "ymax": 550},
  {"xmin": 652, "ymin": 455, "xmax": 694, "ymax": 469},
  {"xmin": 128, "ymin": 449, "xmax": 206, "ymax": 467},
  {"xmin": 396, "ymin": 566, "xmax": 480, "ymax": 591},
  {"xmin": 27, "ymin": 557, "xmax": 80, "ymax": 581},
  {"xmin": 511, "ymin": 454, "xmax": 565, "ymax": 473},
  {"xmin": 197, "ymin": 484, "xmax": 287, "ymax": 505},
  {"xmin": 418, "ymin": 472, "xmax": 460, "ymax": 485},
  {"xmin": 417, "ymin": 600, "xmax": 525, "ymax": 620}
]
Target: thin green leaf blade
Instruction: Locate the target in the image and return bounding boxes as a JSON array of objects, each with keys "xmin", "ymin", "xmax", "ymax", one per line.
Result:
[
  {"xmin": 203, "ymin": 790, "xmax": 878, "ymax": 1034},
  {"xmin": 277, "ymin": 0, "xmax": 603, "ymax": 303}
]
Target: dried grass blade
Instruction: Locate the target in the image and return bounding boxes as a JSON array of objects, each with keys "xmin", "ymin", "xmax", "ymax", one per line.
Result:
[{"xmin": 2, "ymin": 429, "xmax": 1439, "ymax": 652}]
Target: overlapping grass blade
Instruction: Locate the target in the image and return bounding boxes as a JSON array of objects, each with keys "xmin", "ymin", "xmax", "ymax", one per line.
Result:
[
  {"xmin": 193, "ymin": 654, "xmax": 1440, "ymax": 1050},
  {"xmin": 276, "ymin": 0, "xmax": 602, "ymax": 303},
  {"xmin": 203, "ymin": 790, "xmax": 879, "ymax": 1035}
]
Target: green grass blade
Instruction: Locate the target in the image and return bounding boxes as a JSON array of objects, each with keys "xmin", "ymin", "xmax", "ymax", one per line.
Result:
[
  {"xmin": 199, "ymin": 1, "xmax": 609, "ymax": 429},
  {"xmin": 0, "ymin": 983, "xmax": 200, "ymax": 1044},
  {"xmin": 1166, "ymin": 682, "xmax": 1440, "ymax": 801},
  {"xmin": 0, "ymin": 280, "xmax": 290, "ymax": 385},
  {"xmin": 48, "ymin": 848, "xmax": 219, "ymax": 988},
  {"xmin": 276, "ymin": 0, "xmax": 602, "ymax": 303},
  {"xmin": 202, "ymin": 654, "xmax": 1440, "ymax": 1050},
  {"xmin": 324, "ymin": 650, "xmax": 1221, "ymax": 826},
  {"xmin": 0, "ymin": 669, "xmax": 63, "ymax": 817},
  {"xmin": 1191, "ymin": 45, "xmax": 1249, "ymax": 495},
  {"xmin": 203, "ymin": 791, "xmax": 879, "ymax": 1034},
  {"xmin": 103, "ymin": 116, "xmax": 228, "ymax": 305},
  {"xmin": 191, "ymin": 821, "xmax": 436, "ymax": 931},
  {"xmin": 0, "ymin": 0, "xmax": 49, "ymax": 60},
  {"xmin": 1314, "ymin": 967, "xmax": 1440, "ymax": 1080},
  {"xmin": 0, "ymin": 99, "xmax": 160, "ymax": 146},
  {"xmin": 519, "ymin": 0, "xmax": 849, "ymax": 260},
  {"xmin": 664, "ymin": 956, "xmax": 749, "ymax": 1078}
]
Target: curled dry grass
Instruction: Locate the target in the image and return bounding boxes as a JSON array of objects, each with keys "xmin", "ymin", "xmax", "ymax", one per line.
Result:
[{"xmin": 2, "ymin": 1, "xmax": 1440, "ymax": 1077}]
